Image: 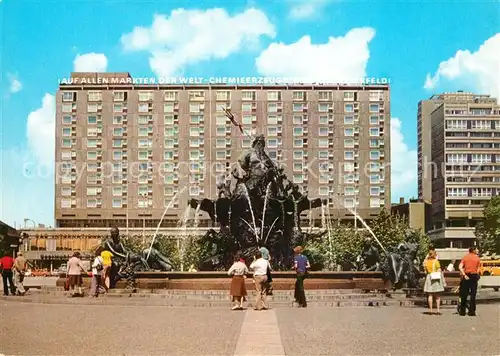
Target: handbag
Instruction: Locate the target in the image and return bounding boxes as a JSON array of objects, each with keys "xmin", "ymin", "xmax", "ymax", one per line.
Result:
[
  {"xmin": 430, "ymin": 260, "xmax": 441, "ymax": 281},
  {"xmin": 64, "ymin": 277, "xmax": 70, "ymax": 291}
]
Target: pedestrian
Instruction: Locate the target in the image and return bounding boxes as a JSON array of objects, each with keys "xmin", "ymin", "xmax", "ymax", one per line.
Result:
[
  {"xmin": 90, "ymin": 249, "xmax": 104, "ymax": 298},
  {"xmin": 423, "ymin": 249, "xmax": 445, "ymax": 315},
  {"xmin": 447, "ymin": 260, "xmax": 456, "ymax": 272},
  {"xmin": 0, "ymin": 252, "xmax": 16, "ymax": 296},
  {"xmin": 67, "ymin": 252, "xmax": 86, "ymax": 297},
  {"xmin": 458, "ymin": 246, "xmax": 481, "ymax": 316},
  {"xmin": 100, "ymin": 248, "xmax": 113, "ymax": 292},
  {"xmin": 293, "ymin": 246, "xmax": 310, "ymax": 308},
  {"xmin": 13, "ymin": 252, "xmax": 27, "ymax": 296},
  {"xmin": 228, "ymin": 252, "xmax": 249, "ymax": 310},
  {"xmin": 249, "ymin": 250, "xmax": 270, "ymax": 311},
  {"xmin": 259, "ymin": 246, "xmax": 273, "ymax": 295}
]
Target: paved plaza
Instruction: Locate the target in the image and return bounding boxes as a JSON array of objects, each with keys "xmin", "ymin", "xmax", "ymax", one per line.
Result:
[{"xmin": 1, "ymin": 301, "xmax": 499, "ymax": 356}]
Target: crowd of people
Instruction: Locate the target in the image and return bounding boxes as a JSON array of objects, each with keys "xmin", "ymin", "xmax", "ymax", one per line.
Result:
[{"xmin": 227, "ymin": 245, "xmax": 310, "ymax": 310}]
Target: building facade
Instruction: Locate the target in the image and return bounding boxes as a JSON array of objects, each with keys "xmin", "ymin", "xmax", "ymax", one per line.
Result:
[
  {"xmin": 419, "ymin": 92, "xmax": 500, "ymax": 258},
  {"xmin": 55, "ymin": 72, "xmax": 391, "ymax": 229},
  {"xmin": 391, "ymin": 198, "xmax": 431, "ymax": 233}
]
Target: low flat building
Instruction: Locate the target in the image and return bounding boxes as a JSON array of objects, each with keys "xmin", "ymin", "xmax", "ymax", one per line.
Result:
[
  {"xmin": 0, "ymin": 221, "xmax": 20, "ymax": 256},
  {"xmin": 391, "ymin": 198, "xmax": 432, "ymax": 232}
]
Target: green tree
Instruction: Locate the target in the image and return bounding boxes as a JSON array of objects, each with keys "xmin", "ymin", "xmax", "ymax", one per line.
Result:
[{"xmin": 475, "ymin": 196, "xmax": 500, "ymax": 256}]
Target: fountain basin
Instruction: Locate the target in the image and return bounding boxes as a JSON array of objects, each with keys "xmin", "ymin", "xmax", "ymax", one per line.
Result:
[{"xmin": 56, "ymin": 271, "xmax": 463, "ymax": 291}]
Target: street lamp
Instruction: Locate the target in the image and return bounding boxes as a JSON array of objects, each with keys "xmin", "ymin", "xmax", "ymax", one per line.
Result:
[{"xmin": 23, "ymin": 218, "xmax": 36, "ymax": 229}]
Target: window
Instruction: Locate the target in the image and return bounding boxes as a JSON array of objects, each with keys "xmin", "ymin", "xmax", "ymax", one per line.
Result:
[
  {"xmin": 164, "ymin": 115, "xmax": 175, "ymax": 125},
  {"xmin": 471, "ymin": 154, "xmax": 491, "ymax": 163},
  {"xmin": 293, "ymin": 139, "xmax": 303, "ymax": 148},
  {"xmin": 242, "ymin": 115, "xmax": 254, "ymax": 125},
  {"xmin": 293, "ymin": 174, "xmax": 304, "ymax": 183},
  {"xmin": 87, "ymin": 127, "xmax": 98, "ymax": 136},
  {"xmin": 315, "ymin": 115, "xmax": 326, "ymax": 126},
  {"xmin": 293, "ymin": 162, "xmax": 304, "ymax": 172},
  {"xmin": 138, "ymin": 103, "xmax": 149, "ymax": 113},
  {"xmin": 370, "ymin": 151, "xmax": 380, "ymax": 160},
  {"xmin": 369, "ymin": 91, "xmax": 384, "ymax": 101},
  {"xmin": 344, "ymin": 151, "xmax": 354, "ymax": 160},
  {"xmin": 344, "ymin": 174, "xmax": 354, "ymax": 183},
  {"xmin": 318, "ymin": 91, "xmax": 332, "ymax": 101},
  {"xmin": 242, "ymin": 139, "xmax": 251, "ymax": 148},
  {"xmin": 318, "ymin": 139, "xmax": 329, "ymax": 148},
  {"xmin": 87, "ymin": 175, "xmax": 97, "ymax": 184},
  {"xmin": 216, "ymin": 91, "xmax": 230, "ymax": 101},
  {"xmin": 87, "ymin": 103, "xmax": 99, "ymax": 112},
  {"xmin": 242, "ymin": 103, "xmax": 253, "ymax": 112},
  {"xmin": 369, "ymin": 104, "xmax": 379, "ymax": 112},
  {"xmin": 61, "ymin": 103, "xmax": 74, "ymax": 113},
  {"xmin": 318, "ymin": 151, "xmax": 329, "ymax": 160},
  {"xmin": 369, "ymin": 128, "xmax": 379, "ymax": 136},
  {"xmin": 189, "ymin": 127, "xmax": 200, "ymax": 137},
  {"xmin": 113, "ymin": 91, "xmax": 126, "ymax": 101},
  {"xmin": 318, "ymin": 103, "xmax": 329, "ymax": 112},
  {"xmin": 216, "ymin": 151, "xmax": 226, "ymax": 160},
  {"xmin": 319, "ymin": 127, "xmax": 328, "ymax": 136},
  {"xmin": 319, "ymin": 174, "xmax": 329, "ymax": 184},
  {"xmin": 370, "ymin": 187, "xmax": 380, "ymax": 196},
  {"xmin": 164, "ymin": 103, "xmax": 175, "ymax": 113},
  {"xmin": 370, "ymin": 198, "xmax": 381, "ymax": 208},
  {"xmin": 471, "ymin": 120, "xmax": 490, "ymax": 129},
  {"xmin": 112, "ymin": 116, "xmax": 122, "ymax": 125},
  {"xmin": 189, "ymin": 103, "xmax": 201, "ymax": 113},
  {"xmin": 268, "ymin": 103, "xmax": 278, "ymax": 112},
  {"xmin": 241, "ymin": 91, "xmax": 256, "ymax": 101},
  {"xmin": 446, "ymin": 154, "xmax": 467, "ymax": 164},
  {"xmin": 370, "ymin": 162, "xmax": 380, "ymax": 172},
  {"xmin": 62, "ymin": 116, "xmax": 72, "ymax": 124},
  {"xmin": 112, "ymin": 198, "xmax": 123, "ymax": 208},
  {"xmin": 62, "ymin": 128, "xmax": 71, "ymax": 136},
  {"xmin": 61, "ymin": 151, "xmax": 72, "ymax": 160},
  {"xmin": 293, "ymin": 151, "xmax": 303, "ymax": 160},
  {"xmin": 164, "ymin": 91, "xmax": 177, "ymax": 101},
  {"xmin": 293, "ymin": 91, "xmax": 305, "ymax": 101},
  {"xmin": 86, "ymin": 187, "xmax": 98, "ymax": 196},
  {"xmin": 137, "ymin": 115, "xmax": 150, "ymax": 125},
  {"xmin": 369, "ymin": 139, "xmax": 379, "ymax": 148},
  {"xmin": 267, "ymin": 91, "xmax": 280, "ymax": 101},
  {"xmin": 62, "ymin": 92, "xmax": 75, "ymax": 101},
  {"xmin": 344, "ymin": 115, "xmax": 354, "ymax": 124},
  {"xmin": 293, "ymin": 127, "xmax": 304, "ymax": 136},
  {"xmin": 216, "ymin": 139, "xmax": 226, "ymax": 148},
  {"xmin": 369, "ymin": 116, "xmax": 379, "ymax": 125},
  {"xmin": 215, "ymin": 115, "xmax": 227, "ymax": 125},
  {"xmin": 164, "ymin": 150, "xmax": 174, "ymax": 161},
  {"xmin": 87, "ymin": 163, "xmax": 98, "ymax": 172},
  {"xmin": 319, "ymin": 162, "xmax": 330, "ymax": 172},
  {"xmin": 87, "ymin": 139, "xmax": 97, "ymax": 148},
  {"xmin": 344, "ymin": 92, "xmax": 355, "ymax": 101},
  {"xmin": 446, "ymin": 120, "xmax": 467, "ymax": 130},
  {"xmin": 447, "ymin": 188, "xmax": 468, "ymax": 197},
  {"xmin": 61, "ymin": 187, "xmax": 72, "ymax": 196},
  {"xmin": 344, "ymin": 163, "xmax": 355, "ymax": 172},
  {"xmin": 164, "ymin": 139, "xmax": 175, "ymax": 148},
  {"xmin": 189, "ymin": 139, "xmax": 201, "ymax": 148},
  {"xmin": 472, "ymin": 188, "xmax": 492, "ymax": 197},
  {"xmin": 138, "ymin": 127, "xmax": 149, "ymax": 136},
  {"xmin": 61, "ymin": 199, "xmax": 71, "ymax": 208},
  {"xmin": 344, "ymin": 128, "xmax": 354, "ymax": 136},
  {"xmin": 113, "ymin": 104, "xmax": 123, "ymax": 113},
  {"xmin": 267, "ymin": 139, "xmax": 278, "ymax": 148},
  {"xmin": 138, "ymin": 91, "xmax": 153, "ymax": 101},
  {"xmin": 164, "ymin": 127, "xmax": 176, "ymax": 137},
  {"xmin": 112, "ymin": 139, "xmax": 123, "ymax": 148},
  {"xmin": 344, "ymin": 104, "xmax": 354, "ymax": 112},
  {"xmin": 87, "ymin": 151, "xmax": 97, "ymax": 160},
  {"xmin": 138, "ymin": 151, "xmax": 149, "ymax": 160},
  {"xmin": 267, "ymin": 127, "xmax": 278, "ymax": 136},
  {"xmin": 293, "ymin": 103, "xmax": 303, "ymax": 112},
  {"xmin": 370, "ymin": 174, "xmax": 380, "ymax": 184},
  {"xmin": 267, "ymin": 116, "xmax": 278, "ymax": 125},
  {"xmin": 344, "ymin": 139, "xmax": 354, "ymax": 148},
  {"xmin": 113, "ymin": 128, "xmax": 123, "ymax": 136},
  {"xmin": 344, "ymin": 198, "xmax": 355, "ymax": 208},
  {"xmin": 344, "ymin": 187, "xmax": 355, "ymax": 196},
  {"xmin": 189, "ymin": 150, "xmax": 200, "ymax": 160},
  {"xmin": 319, "ymin": 187, "xmax": 329, "ymax": 196},
  {"xmin": 62, "ymin": 139, "xmax": 72, "ymax": 148},
  {"xmin": 163, "ymin": 162, "xmax": 175, "ymax": 172},
  {"xmin": 113, "ymin": 151, "xmax": 122, "ymax": 160},
  {"xmin": 293, "ymin": 115, "xmax": 303, "ymax": 125},
  {"xmin": 88, "ymin": 91, "xmax": 102, "ymax": 101},
  {"xmin": 87, "ymin": 116, "xmax": 97, "ymax": 124}
]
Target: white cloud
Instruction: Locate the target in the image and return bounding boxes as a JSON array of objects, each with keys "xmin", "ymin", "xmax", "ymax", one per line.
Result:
[
  {"xmin": 390, "ymin": 118, "xmax": 417, "ymax": 200},
  {"xmin": 424, "ymin": 33, "xmax": 500, "ymax": 98},
  {"xmin": 255, "ymin": 27, "xmax": 375, "ymax": 82},
  {"xmin": 8, "ymin": 73, "xmax": 22, "ymax": 93},
  {"xmin": 26, "ymin": 94, "xmax": 56, "ymax": 167},
  {"xmin": 289, "ymin": 1, "xmax": 333, "ymax": 20},
  {"xmin": 120, "ymin": 7, "xmax": 276, "ymax": 77},
  {"xmin": 73, "ymin": 52, "xmax": 108, "ymax": 72}
]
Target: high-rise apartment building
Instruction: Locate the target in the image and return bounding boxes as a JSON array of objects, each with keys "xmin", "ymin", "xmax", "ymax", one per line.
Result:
[
  {"xmin": 419, "ymin": 91, "xmax": 500, "ymax": 259},
  {"xmin": 55, "ymin": 72, "xmax": 391, "ymax": 229}
]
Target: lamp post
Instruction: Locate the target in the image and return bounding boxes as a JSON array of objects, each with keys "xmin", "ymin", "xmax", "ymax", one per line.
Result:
[{"xmin": 23, "ymin": 218, "xmax": 36, "ymax": 229}]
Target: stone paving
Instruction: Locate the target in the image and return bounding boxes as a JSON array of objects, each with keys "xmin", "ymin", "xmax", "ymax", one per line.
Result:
[{"xmin": 1, "ymin": 300, "xmax": 499, "ymax": 355}]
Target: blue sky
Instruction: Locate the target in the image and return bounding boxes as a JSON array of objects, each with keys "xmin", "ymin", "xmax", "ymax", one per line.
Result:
[{"xmin": 1, "ymin": 0, "xmax": 499, "ymax": 228}]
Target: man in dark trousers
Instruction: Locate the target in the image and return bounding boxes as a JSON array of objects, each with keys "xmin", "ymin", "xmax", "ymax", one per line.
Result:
[
  {"xmin": 293, "ymin": 246, "xmax": 310, "ymax": 308},
  {"xmin": 458, "ymin": 246, "xmax": 481, "ymax": 316},
  {"xmin": 0, "ymin": 252, "xmax": 16, "ymax": 296}
]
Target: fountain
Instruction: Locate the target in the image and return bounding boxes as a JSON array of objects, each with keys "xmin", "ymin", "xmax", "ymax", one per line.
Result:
[{"xmin": 189, "ymin": 133, "xmax": 327, "ymax": 271}]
